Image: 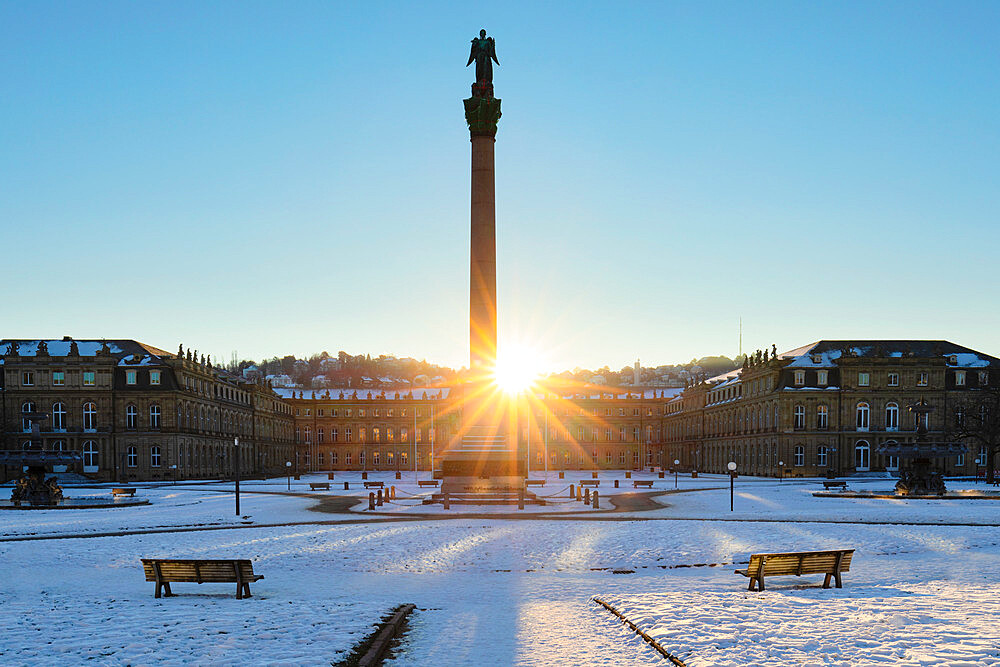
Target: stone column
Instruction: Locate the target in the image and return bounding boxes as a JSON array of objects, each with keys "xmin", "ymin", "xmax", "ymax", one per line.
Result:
[{"xmin": 469, "ymin": 132, "xmax": 497, "ymax": 372}]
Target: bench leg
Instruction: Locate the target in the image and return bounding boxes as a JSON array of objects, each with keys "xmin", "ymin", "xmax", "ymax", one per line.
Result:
[
  {"xmin": 243, "ymin": 583, "xmax": 252, "ymax": 598},
  {"xmin": 747, "ymin": 577, "xmax": 756, "ymax": 591},
  {"xmin": 235, "ymin": 581, "xmax": 243, "ymax": 600},
  {"xmin": 757, "ymin": 576, "xmax": 765, "ymax": 592},
  {"xmin": 834, "ymin": 571, "xmax": 843, "ymax": 588},
  {"xmin": 823, "ymin": 573, "xmax": 833, "ymax": 589},
  {"xmin": 154, "ymin": 582, "xmax": 161, "ymax": 598}
]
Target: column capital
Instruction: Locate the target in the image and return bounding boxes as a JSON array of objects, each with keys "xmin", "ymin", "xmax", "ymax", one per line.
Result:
[{"xmin": 464, "ymin": 96, "xmax": 502, "ymax": 137}]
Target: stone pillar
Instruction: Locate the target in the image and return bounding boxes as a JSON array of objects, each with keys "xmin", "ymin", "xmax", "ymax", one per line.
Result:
[{"xmin": 469, "ymin": 132, "xmax": 497, "ymax": 372}]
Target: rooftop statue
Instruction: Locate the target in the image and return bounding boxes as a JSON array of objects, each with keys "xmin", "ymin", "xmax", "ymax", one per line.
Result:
[{"xmin": 467, "ymin": 29, "xmax": 499, "ymax": 98}]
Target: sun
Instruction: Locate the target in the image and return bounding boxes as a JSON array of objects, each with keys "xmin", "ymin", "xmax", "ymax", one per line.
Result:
[{"xmin": 494, "ymin": 343, "xmax": 545, "ymax": 394}]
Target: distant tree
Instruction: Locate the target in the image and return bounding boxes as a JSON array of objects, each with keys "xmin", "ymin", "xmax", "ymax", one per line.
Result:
[{"xmin": 946, "ymin": 385, "xmax": 1000, "ymax": 484}]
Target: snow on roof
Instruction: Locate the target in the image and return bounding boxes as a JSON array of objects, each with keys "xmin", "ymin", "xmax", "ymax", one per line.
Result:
[{"xmin": 0, "ymin": 339, "xmax": 173, "ymax": 362}]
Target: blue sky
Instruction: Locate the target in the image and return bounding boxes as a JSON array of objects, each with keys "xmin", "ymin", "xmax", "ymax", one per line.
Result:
[{"xmin": 3, "ymin": 1, "xmax": 998, "ymax": 371}]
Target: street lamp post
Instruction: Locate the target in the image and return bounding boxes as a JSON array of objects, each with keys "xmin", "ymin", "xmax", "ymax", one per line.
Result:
[
  {"xmin": 234, "ymin": 438, "xmax": 240, "ymax": 516},
  {"xmin": 778, "ymin": 460, "xmax": 784, "ymax": 483},
  {"xmin": 728, "ymin": 461, "xmax": 737, "ymax": 512},
  {"xmin": 285, "ymin": 461, "xmax": 291, "ymax": 491},
  {"xmin": 673, "ymin": 459, "xmax": 680, "ymax": 489}
]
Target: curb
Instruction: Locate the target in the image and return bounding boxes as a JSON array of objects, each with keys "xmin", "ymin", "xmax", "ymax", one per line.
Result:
[
  {"xmin": 358, "ymin": 603, "xmax": 416, "ymax": 667},
  {"xmin": 592, "ymin": 596, "xmax": 687, "ymax": 666}
]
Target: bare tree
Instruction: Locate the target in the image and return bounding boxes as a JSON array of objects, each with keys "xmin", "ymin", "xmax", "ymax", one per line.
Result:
[{"xmin": 947, "ymin": 385, "xmax": 1000, "ymax": 483}]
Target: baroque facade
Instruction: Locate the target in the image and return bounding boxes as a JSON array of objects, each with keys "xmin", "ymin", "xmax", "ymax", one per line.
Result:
[
  {"xmin": 284, "ymin": 387, "xmax": 683, "ymax": 472},
  {"xmin": 0, "ymin": 339, "xmax": 295, "ymax": 482},
  {"xmin": 662, "ymin": 340, "xmax": 999, "ymax": 478}
]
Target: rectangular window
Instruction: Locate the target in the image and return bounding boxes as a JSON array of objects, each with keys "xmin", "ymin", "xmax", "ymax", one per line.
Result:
[
  {"xmin": 52, "ymin": 371, "xmax": 65, "ymax": 386},
  {"xmin": 605, "ymin": 452, "xmax": 612, "ymax": 463},
  {"xmin": 887, "ymin": 373, "xmax": 899, "ymax": 387},
  {"xmin": 816, "ymin": 370, "xmax": 828, "ymax": 386},
  {"xmin": 793, "ymin": 371, "xmax": 805, "ymax": 386},
  {"xmin": 331, "ymin": 451, "xmax": 338, "ymax": 465},
  {"xmin": 955, "ymin": 371, "xmax": 966, "ymax": 386},
  {"xmin": 318, "ymin": 428, "xmax": 324, "ymax": 443},
  {"xmin": 150, "ymin": 370, "xmax": 161, "ymax": 385},
  {"xmin": 817, "ymin": 446, "xmax": 828, "ymax": 467},
  {"xmin": 346, "ymin": 452, "xmax": 352, "ymax": 465},
  {"xmin": 318, "ymin": 452, "xmax": 324, "ymax": 466},
  {"xmin": 331, "ymin": 428, "xmax": 338, "ymax": 442},
  {"xmin": 83, "ymin": 371, "xmax": 95, "ymax": 386},
  {"xmin": 22, "ymin": 371, "xmax": 34, "ymax": 386},
  {"xmin": 918, "ymin": 372, "xmax": 928, "ymax": 387},
  {"xmin": 956, "ymin": 453, "xmax": 965, "ymax": 467},
  {"xmin": 401, "ymin": 428, "xmax": 408, "ymax": 442},
  {"xmin": 979, "ymin": 371, "xmax": 989, "ymax": 386},
  {"xmin": 359, "ymin": 409, "xmax": 365, "ymax": 418},
  {"xmin": 858, "ymin": 372, "xmax": 870, "ymax": 387},
  {"xmin": 345, "ymin": 428, "xmax": 352, "ymax": 442},
  {"xmin": 126, "ymin": 370, "xmax": 137, "ymax": 385}
]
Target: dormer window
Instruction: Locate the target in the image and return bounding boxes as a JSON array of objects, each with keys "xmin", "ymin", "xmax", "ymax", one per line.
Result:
[
  {"xmin": 817, "ymin": 370, "xmax": 828, "ymax": 386},
  {"xmin": 812, "ymin": 354, "xmax": 822, "ymax": 364},
  {"xmin": 793, "ymin": 371, "xmax": 805, "ymax": 386},
  {"xmin": 955, "ymin": 370, "xmax": 966, "ymax": 387},
  {"xmin": 949, "ymin": 355, "xmax": 958, "ymax": 365},
  {"xmin": 980, "ymin": 371, "xmax": 989, "ymax": 386},
  {"xmin": 150, "ymin": 370, "xmax": 161, "ymax": 385},
  {"xmin": 126, "ymin": 370, "xmax": 137, "ymax": 385}
]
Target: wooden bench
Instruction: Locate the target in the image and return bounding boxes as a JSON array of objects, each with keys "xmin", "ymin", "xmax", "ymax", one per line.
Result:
[
  {"xmin": 823, "ymin": 480, "xmax": 847, "ymax": 490},
  {"xmin": 735, "ymin": 549, "xmax": 854, "ymax": 591},
  {"xmin": 633, "ymin": 480, "xmax": 654, "ymax": 489},
  {"xmin": 417, "ymin": 480, "xmax": 440, "ymax": 488},
  {"xmin": 140, "ymin": 559, "xmax": 263, "ymax": 599},
  {"xmin": 309, "ymin": 482, "xmax": 330, "ymax": 491},
  {"xmin": 363, "ymin": 481, "xmax": 384, "ymax": 489},
  {"xmin": 525, "ymin": 480, "xmax": 545, "ymax": 486},
  {"xmin": 580, "ymin": 479, "xmax": 600, "ymax": 487},
  {"xmin": 112, "ymin": 487, "xmax": 136, "ymax": 497}
]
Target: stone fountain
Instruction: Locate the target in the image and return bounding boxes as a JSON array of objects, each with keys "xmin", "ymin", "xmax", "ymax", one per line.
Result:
[{"xmin": 877, "ymin": 399, "xmax": 965, "ymax": 496}]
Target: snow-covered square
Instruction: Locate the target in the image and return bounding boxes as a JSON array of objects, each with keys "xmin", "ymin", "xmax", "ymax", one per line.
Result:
[{"xmin": 3, "ymin": 472, "xmax": 1000, "ymax": 665}]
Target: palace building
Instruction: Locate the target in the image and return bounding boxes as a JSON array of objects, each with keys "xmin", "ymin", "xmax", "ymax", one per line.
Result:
[
  {"xmin": 661, "ymin": 340, "xmax": 999, "ymax": 478},
  {"xmin": 0, "ymin": 339, "xmax": 295, "ymax": 482},
  {"xmin": 282, "ymin": 387, "xmax": 684, "ymax": 474}
]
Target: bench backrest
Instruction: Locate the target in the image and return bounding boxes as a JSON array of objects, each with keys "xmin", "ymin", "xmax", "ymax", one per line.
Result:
[
  {"xmin": 141, "ymin": 559, "xmax": 257, "ymax": 583},
  {"xmin": 747, "ymin": 550, "xmax": 854, "ymax": 577}
]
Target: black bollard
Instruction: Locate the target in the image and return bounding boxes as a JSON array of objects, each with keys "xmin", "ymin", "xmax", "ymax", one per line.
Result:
[
  {"xmin": 584, "ymin": 488, "xmax": 591, "ymax": 505},
  {"xmin": 328, "ymin": 472, "xmax": 335, "ymax": 480},
  {"xmin": 395, "ymin": 471, "xmax": 401, "ymax": 480},
  {"xmin": 518, "ymin": 488, "xmax": 524, "ymax": 510},
  {"xmin": 558, "ymin": 471, "xmax": 565, "ymax": 479},
  {"xmin": 569, "ymin": 483, "xmax": 575, "ymax": 499},
  {"xmin": 658, "ymin": 471, "xmax": 665, "ymax": 479},
  {"xmin": 344, "ymin": 481, "xmax": 349, "ymax": 490},
  {"xmin": 377, "ymin": 489, "xmax": 383, "ymax": 506},
  {"xmin": 592, "ymin": 471, "xmax": 598, "ymax": 479},
  {"xmin": 593, "ymin": 490, "xmax": 600, "ymax": 509},
  {"xmin": 443, "ymin": 492, "xmax": 450, "ymax": 510},
  {"xmin": 390, "ymin": 485, "xmax": 396, "ymax": 500},
  {"xmin": 576, "ymin": 485, "xmax": 582, "ymax": 501},
  {"xmin": 368, "ymin": 492, "xmax": 375, "ymax": 511},
  {"xmin": 625, "ymin": 471, "xmax": 631, "ymax": 479},
  {"xmin": 614, "ymin": 479, "xmax": 619, "ymax": 488},
  {"xmin": 362, "ymin": 471, "xmax": 368, "ymax": 480}
]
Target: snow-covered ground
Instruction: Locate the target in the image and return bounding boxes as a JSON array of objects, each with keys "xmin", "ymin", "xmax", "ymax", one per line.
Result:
[{"xmin": 2, "ymin": 473, "xmax": 1000, "ymax": 665}]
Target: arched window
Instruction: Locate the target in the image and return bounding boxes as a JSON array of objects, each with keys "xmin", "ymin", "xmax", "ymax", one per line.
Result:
[
  {"xmin": 52, "ymin": 402, "xmax": 66, "ymax": 431},
  {"xmin": 83, "ymin": 441, "xmax": 98, "ymax": 469},
  {"xmin": 855, "ymin": 440, "xmax": 870, "ymax": 471},
  {"xmin": 126, "ymin": 404, "xmax": 137, "ymax": 430},
  {"xmin": 127, "ymin": 445, "xmax": 138, "ymax": 468},
  {"xmin": 856, "ymin": 402, "xmax": 870, "ymax": 431},
  {"xmin": 21, "ymin": 401, "xmax": 35, "ymax": 432},
  {"xmin": 794, "ymin": 445, "xmax": 805, "ymax": 466},
  {"xmin": 817, "ymin": 405, "xmax": 828, "ymax": 430},
  {"xmin": 52, "ymin": 439, "xmax": 66, "ymax": 451},
  {"xmin": 83, "ymin": 402, "xmax": 97, "ymax": 431},
  {"xmin": 793, "ymin": 405, "xmax": 805, "ymax": 430},
  {"xmin": 149, "ymin": 404, "xmax": 161, "ymax": 429},
  {"xmin": 150, "ymin": 445, "xmax": 161, "ymax": 468},
  {"xmin": 885, "ymin": 402, "xmax": 899, "ymax": 431},
  {"xmin": 817, "ymin": 445, "xmax": 828, "ymax": 467}
]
